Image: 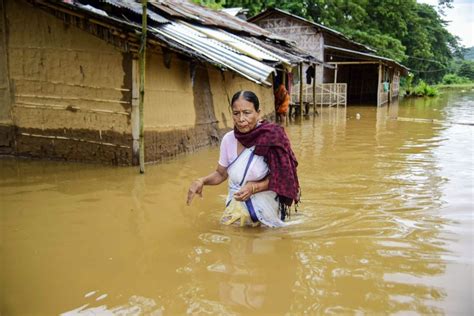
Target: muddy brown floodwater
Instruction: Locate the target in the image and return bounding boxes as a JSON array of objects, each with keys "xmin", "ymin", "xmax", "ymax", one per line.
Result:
[{"xmin": 1, "ymin": 89, "xmax": 473, "ymax": 315}]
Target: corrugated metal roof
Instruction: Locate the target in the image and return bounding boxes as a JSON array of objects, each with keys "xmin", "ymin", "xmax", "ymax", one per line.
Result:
[
  {"xmin": 95, "ymin": 0, "xmax": 169, "ymax": 24},
  {"xmin": 151, "ymin": 21, "xmax": 276, "ymax": 85},
  {"xmin": 324, "ymin": 45, "xmax": 409, "ymax": 74},
  {"xmin": 40, "ymin": 0, "xmax": 329, "ymax": 86},
  {"xmin": 185, "ymin": 23, "xmax": 291, "ymax": 65},
  {"xmin": 150, "ymin": 0, "xmax": 287, "ymax": 41}
]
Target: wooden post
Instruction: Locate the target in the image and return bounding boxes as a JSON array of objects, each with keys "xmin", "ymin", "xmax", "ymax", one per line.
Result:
[
  {"xmin": 320, "ymin": 81, "xmax": 323, "ymax": 112},
  {"xmin": 138, "ymin": 0, "xmax": 147, "ymax": 173},
  {"xmin": 334, "ymin": 64, "xmax": 338, "ymax": 107},
  {"xmin": 388, "ymin": 68, "xmax": 393, "ymax": 103},
  {"xmin": 131, "ymin": 59, "xmax": 139, "ymax": 165},
  {"xmin": 282, "ymin": 70, "xmax": 288, "ymax": 124},
  {"xmin": 299, "ymin": 62, "xmax": 303, "ymax": 117},
  {"xmin": 377, "ymin": 63, "xmax": 382, "ymax": 106},
  {"xmin": 312, "ymin": 64, "xmax": 317, "ymax": 116}
]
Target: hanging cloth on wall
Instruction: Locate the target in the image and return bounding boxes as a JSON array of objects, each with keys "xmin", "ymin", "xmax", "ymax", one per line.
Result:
[{"xmin": 306, "ymin": 65, "xmax": 315, "ymax": 84}]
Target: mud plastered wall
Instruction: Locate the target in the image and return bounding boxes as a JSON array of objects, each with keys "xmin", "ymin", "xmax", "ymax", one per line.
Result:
[
  {"xmin": 0, "ymin": 0, "xmax": 14, "ymax": 153},
  {"xmin": 208, "ymin": 67, "xmax": 274, "ymax": 131},
  {"xmin": 144, "ymin": 48, "xmax": 229, "ymax": 162},
  {"xmin": 143, "ymin": 51, "xmax": 274, "ymax": 163},
  {"xmin": 6, "ymin": 0, "xmax": 132, "ymax": 164}
]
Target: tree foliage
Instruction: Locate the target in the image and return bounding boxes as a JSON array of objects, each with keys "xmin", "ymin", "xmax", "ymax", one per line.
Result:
[
  {"xmin": 194, "ymin": 0, "xmax": 464, "ymax": 84},
  {"xmin": 457, "ymin": 61, "xmax": 474, "ymax": 80},
  {"xmin": 464, "ymin": 47, "xmax": 474, "ymax": 61}
]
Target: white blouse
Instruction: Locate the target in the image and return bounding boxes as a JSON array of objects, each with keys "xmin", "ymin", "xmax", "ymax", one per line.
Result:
[{"xmin": 218, "ymin": 130, "xmax": 269, "ymax": 182}]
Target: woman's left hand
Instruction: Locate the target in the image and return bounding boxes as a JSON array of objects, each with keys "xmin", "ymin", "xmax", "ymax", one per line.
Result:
[{"xmin": 234, "ymin": 183, "xmax": 253, "ymax": 201}]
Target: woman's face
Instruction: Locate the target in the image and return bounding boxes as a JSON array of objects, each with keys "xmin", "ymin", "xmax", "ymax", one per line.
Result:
[{"xmin": 232, "ymin": 96, "xmax": 260, "ymax": 133}]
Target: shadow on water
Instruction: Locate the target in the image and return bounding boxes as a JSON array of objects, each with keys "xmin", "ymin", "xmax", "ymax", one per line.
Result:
[{"xmin": 0, "ymin": 90, "xmax": 473, "ymax": 315}]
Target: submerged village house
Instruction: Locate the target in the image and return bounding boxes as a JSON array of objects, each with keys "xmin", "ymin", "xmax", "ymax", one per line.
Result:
[
  {"xmin": 0, "ymin": 0, "xmax": 323, "ymax": 165},
  {"xmin": 249, "ymin": 8, "xmax": 409, "ymax": 108}
]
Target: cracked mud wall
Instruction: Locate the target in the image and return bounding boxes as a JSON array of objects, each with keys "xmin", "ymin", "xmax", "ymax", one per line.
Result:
[{"xmin": 5, "ymin": 0, "xmax": 132, "ymax": 164}]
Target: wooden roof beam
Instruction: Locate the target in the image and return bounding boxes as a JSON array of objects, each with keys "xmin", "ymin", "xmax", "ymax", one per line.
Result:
[{"xmin": 328, "ymin": 61, "xmax": 380, "ymax": 65}]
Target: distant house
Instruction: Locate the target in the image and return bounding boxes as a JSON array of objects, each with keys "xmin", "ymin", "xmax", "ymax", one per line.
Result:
[
  {"xmin": 0, "ymin": 0, "xmax": 321, "ymax": 164},
  {"xmin": 249, "ymin": 8, "xmax": 409, "ymax": 106}
]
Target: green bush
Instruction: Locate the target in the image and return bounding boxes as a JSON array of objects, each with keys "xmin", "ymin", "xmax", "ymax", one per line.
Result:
[
  {"xmin": 401, "ymin": 73, "xmax": 414, "ymax": 95},
  {"xmin": 442, "ymin": 73, "xmax": 471, "ymax": 85},
  {"xmin": 413, "ymin": 80, "xmax": 439, "ymax": 97}
]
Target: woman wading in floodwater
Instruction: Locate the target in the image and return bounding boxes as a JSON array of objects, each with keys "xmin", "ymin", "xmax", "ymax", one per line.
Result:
[{"xmin": 186, "ymin": 91, "xmax": 300, "ymax": 227}]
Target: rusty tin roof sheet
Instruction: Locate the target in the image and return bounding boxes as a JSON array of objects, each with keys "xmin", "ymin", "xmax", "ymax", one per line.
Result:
[
  {"xmin": 100, "ymin": 0, "xmax": 169, "ymax": 24},
  {"xmin": 150, "ymin": 0, "xmax": 287, "ymax": 41},
  {"xmin": 325, "ymin": 45, "xmax": 409, "ymax": 74},
  {"xmin": 43, "ymin": 0, "xmax": 326, "ymax": 85},
  {"xmin": 151, "ymin": 21, "xmax": 276, "ymax": 85}
]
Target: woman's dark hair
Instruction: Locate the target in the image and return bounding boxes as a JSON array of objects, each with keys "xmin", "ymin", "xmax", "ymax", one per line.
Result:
[{"xmin": 230, "ymin": 91, "xmax": 260, "ymax": 111}]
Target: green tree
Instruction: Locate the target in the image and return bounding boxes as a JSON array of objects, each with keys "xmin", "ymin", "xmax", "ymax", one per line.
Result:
[
  {"xmin": 193, "ymin": 0, "xmax": 224, "ymax": 9},
  {"xmin": 208, "ymin": 0, "xmax": 462, "ymax": 83},
  {"xmin": 457, "ymin": 61, "xmax": 474, "ymax": 80}
]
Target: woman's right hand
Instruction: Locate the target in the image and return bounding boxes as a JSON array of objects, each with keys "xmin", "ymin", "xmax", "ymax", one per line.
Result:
[{"xmin": 186, "ymin": 179, "xmax": 204, "ymax": 205}]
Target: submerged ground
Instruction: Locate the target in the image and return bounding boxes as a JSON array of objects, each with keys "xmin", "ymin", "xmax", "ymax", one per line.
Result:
[{"xmin": 1, "ymin": 89, "xmax": 473, "ymax": 315}]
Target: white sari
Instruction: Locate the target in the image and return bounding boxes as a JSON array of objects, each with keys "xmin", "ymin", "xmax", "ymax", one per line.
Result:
[{"xmin": 221, "ymin": 146, "xmax": 286, "ymax": 228}]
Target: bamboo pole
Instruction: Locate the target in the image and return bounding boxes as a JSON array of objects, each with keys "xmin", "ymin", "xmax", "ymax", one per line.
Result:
[
  {"xmin": 377, "ymin": 63, "xmax": 382, "ymax": 107},
  {"xmin": 15, "ymin": 102, "xmax": 130, "ymax": 116},
  {"xmin": 312, "ymin": 64, "xmax": 318, "ymax": 116},
  {"xmin": 131, "ymin": 59, "xmax": 140, "ymax": 165},
  {"xmin": 334, "ymin": 64, "xmax": 338, "ymax": 107},
  {"xmin": 16, "ymin": 94, "xmax": 131, "ymax": 104},
  {"xmin": 19, "ymin": 132, "xmax": 131, "ymax": 148},
  {"xmin": 299, "ymin": 63, "xmax": 303, "ymax": 117},
  {"xmin": 320, "ymin": 82, "xmax": 323, "ymax": 112},
  {"xmin": 139, "ymin": 0, "xmax": 147, "ymax": 173}
]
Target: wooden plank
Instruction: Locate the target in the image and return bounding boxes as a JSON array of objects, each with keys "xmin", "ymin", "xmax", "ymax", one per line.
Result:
[
  {"xmin": 19, "ymin": 132, "xmax": 131, "ymax": 148},
  {"xmin": 132, "ymin": 58, "xmax": 139, "ymax": 165},
  {"xmin": 328, "ymin": 61, "xmax": 380, "ymax": 65}
]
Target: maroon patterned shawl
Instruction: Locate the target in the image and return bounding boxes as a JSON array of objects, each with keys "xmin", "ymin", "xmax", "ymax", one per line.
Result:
[{"xmin": 234, "ymin": 121, "xmax": 300, "ymax": 207}]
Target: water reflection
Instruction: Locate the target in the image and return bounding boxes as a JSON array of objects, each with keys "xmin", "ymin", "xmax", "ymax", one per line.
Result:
[
  {"xmin": 61, "ymin": 294, "xmax": 164, "ymax": 315},
  {"xmin": 284, "ymin": 97, "xmax": 456, "ymax": 314},
  {"xmin": 174, "ymin": 229, "xmax": 296, "ymax": 314},
  {"xmin": 0, "ymin": 90, "xmax": 472, "ymax": 315}
]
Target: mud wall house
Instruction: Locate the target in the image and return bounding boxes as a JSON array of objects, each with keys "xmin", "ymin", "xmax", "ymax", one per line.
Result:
[
  {"xmin": 0, "ymin": 0, "xmax": 312, "ymax": 165},
  {"xmin": 249, "ymin": 8, "xmax": 408, "ymax": 106}
]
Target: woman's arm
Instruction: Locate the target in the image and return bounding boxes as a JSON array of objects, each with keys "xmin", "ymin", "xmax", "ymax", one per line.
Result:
[
  {"xmin": 233, "ymin": 177, "xmax": 269, "ymax": 202},
  {"xmin": 186, "ymin": 164, "xmax": 228, "ymax": 205}
]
